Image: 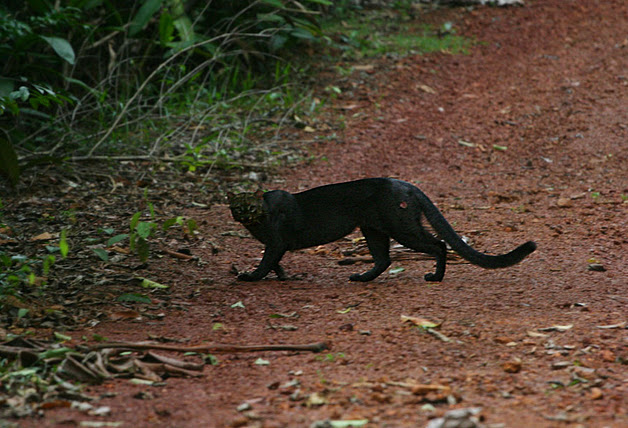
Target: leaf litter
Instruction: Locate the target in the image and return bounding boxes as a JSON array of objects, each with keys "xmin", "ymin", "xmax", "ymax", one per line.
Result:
[{"xmin": 0, "ymin": 337, "xmax": 328, "ymax": 418}]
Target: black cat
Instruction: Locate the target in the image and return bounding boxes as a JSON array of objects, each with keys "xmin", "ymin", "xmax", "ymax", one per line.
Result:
[{"xmin": 228, "ymin": 178, "xmax": 536, "ymax": 282}]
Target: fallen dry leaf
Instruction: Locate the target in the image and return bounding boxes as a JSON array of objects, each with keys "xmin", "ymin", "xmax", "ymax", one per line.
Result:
[
  {"xmin": 502, "ymin": 358, "xmax": 522, "ymax": 373},
  {"xmin": 411, "ymin": 384, "xmax": 451, "ymax": 396},
  {"xmin": 589, "ymin": 387, "xmax": 603, "ymax": 400},
  {"xmin": 401, "ymin": 315, "xmax": 440, "ymax": 328},
  {"xmin": 109, "ymin": 310, "xmax": 141, "ymax": 321},
  {"xmin": 557, "ymin": 197, "xmax": 573, "ymax": 208},
  {"xmin": 417, "ymin": 84, "xmax": 436, "ymax": 94},
  {"xmin": 30, "ymin": 232, "xmax": 54, "ymax": 241}
]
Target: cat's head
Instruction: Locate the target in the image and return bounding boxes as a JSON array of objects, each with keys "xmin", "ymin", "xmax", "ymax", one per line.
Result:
[{"xmin": 227, "ymin": 189, "xmax": 266, "ymax": 225}]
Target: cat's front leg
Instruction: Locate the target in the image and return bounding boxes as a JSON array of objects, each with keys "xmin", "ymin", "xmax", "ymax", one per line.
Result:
[
  {"xmin": 350, "ymin": 227, "xmax": 391, "ymax": 282},
  {"xmin": 238, "ymin": 245, "xmax": 286, "ymax": 281},
  {"xmin": 238, "ymin": 271, "xmax": 263, "ymax": 281}
]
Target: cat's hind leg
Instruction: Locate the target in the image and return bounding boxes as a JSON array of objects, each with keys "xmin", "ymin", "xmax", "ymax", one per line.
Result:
[
  {"xmin": 273, "ymin": 264, "xmax": 287, "ymax": 280},
  {"xmin": 350, "ymin": 227, "xmax": 391, "ymax": 282},
  {"xmin": 395, "ymin": 232, "xmax": 447, "ymax": 282}
]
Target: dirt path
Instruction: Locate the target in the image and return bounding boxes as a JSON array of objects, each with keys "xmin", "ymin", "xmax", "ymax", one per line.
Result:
[{"xmin": 18, "ymin": 1, "xmax": 627, "ymax": 427}]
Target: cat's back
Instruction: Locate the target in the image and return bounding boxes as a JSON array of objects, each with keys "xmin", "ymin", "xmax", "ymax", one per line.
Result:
[{"xmin": 293, "ymin": 178, "xmax": 390, "ymax": 206}]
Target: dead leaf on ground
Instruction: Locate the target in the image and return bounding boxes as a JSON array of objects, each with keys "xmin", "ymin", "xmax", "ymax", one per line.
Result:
[
  {"xmin": 110, "ymin": 310, "xmax": 141, "ymax": 321},
  {"xmin": 596, "ymin": 322, "xmax": 626, "ymax": 329},
  {"xmin": 557, "ymin": 197, "xmax": 573, "ymax": 208},
  {"xmin": 502, "ymin": 358, "xmax": 522, "ymax": 373},
  {"xmin": 417, "ymin": 84, "xmax": 437, "ymax": 94},
  {"xmin": 30, "ymin": 232, "xmax": 54, "ymax": 241},
  {"xmin": 400, "ymin": 315, "xmax": 440, "ymax": 328}
]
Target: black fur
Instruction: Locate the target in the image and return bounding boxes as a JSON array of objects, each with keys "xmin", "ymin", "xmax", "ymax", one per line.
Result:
[{"xmin": 229, "ymin": 178, "xmax": 536, "ymax": 282}]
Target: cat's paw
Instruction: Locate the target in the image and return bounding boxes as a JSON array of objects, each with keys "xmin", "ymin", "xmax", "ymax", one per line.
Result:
[
  {"xmin": 238, "ymin": 272, "xmax": 258, "ymax": 281},
  {"xmin": 424, "ymin": 272, "xmax": 443, "ymax": 282},
  {"xmin": 349, "ymin": 273, "xmax": 372, "ymax": 282}
]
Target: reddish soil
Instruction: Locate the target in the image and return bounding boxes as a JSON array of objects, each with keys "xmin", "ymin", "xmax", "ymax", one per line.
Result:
[{"xmin": 7, "ymin": 0, "xmax": 628, "ymax": 427}]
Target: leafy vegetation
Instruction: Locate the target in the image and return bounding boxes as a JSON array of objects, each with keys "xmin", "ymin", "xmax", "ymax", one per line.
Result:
[
  {"xmin": 0, "ymin": 0, "xmax": 332, "ymax": 184},
  {"xmin": 0, "ymin": 1, "xmax": 476, "ymax": 187},
  {"xmin": 323, "ymin": 14, "xmax": 472, "ymax": 59}
]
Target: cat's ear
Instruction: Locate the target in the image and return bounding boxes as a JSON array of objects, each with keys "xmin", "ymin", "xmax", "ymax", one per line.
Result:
[{"xmin": 254, "ymin": 189, "xmax": 265, "ymax": 199}]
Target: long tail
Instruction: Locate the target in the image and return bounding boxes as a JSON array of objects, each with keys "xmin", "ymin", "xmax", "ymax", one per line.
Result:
[{"xmin": 417, "ymin": 189, "xmax": 537, "ymax": 268}]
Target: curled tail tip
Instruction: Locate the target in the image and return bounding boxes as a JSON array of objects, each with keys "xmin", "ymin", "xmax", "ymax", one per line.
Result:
[{"xmin": 522, "ymin": 241, "xmax": 537, "ymax": 254}]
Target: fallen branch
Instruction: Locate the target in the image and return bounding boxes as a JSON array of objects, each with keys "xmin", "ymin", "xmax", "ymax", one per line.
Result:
[{"xmin": 90, "ymin": 341, "xmax": 330, "ymax": 354}]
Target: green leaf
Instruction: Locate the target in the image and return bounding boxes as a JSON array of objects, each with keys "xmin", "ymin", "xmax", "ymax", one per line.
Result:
[
  {"xmin": 41, "ymin": 36, "xmax": 76, "ymax": 65},
  {"xmin": 38, "ymin": 347, "xmax": 72, "ymax": 359},
  {"xmin": 17, "ymin": 308, "xmax": 29, "ymax": 319},
  {"xmin": 54, "ymin": 331, "xmax": 72, "ymax": 341},
  {"xmin": 59, "ymin": 229, "xmax": 69, "ymax": 258},
  {"xmin": 172, "ymin": 12, "xmax": 194, "ymax": 42},
  {"xmin": 162, "ymin": 217, "xmax": 182, "ymax": 230},
  {"xmin": 290, "ymin": 27, "xmax": 316, "ymax": 40},
  {"xmin": 254, "ymin": 358, "xmax": 270, "ymax": 366},
  {"xmin": 204, "ymin": 354, "xmax": 219, "ymax": 365},
  {"xmin": 140, "ymin": 277, "xmax": 169, "ymax": 289},
  {"xmin": 260, "ymin": 0, "xmax": 285, "ymax": 8},
  {"xmin": 136, "ymin": 222, "xmax": 152, "ymax": 239},
  {"xmin": 270, "ymin": 34, "xmax": 288, "ymax": 51},
  {"xmin": 158, "ymin": 11, "xmax": 175, "ymax": 45},
  {"xmin": 231, "ymin": 301, "xmax": 245, "ymax": 309},
  {"xmin": 117, "ymin": 292, "xmax": 152, "ymax": 303},
  {"xmin": 0, "ymin": 136, "xmax": 20, "ymax": 186},
  {"xmin": 42, "ymin": 255, "xmax": 55, "ymax": 275},
  {"xmin": 92, "ymin": 248, "xmax": 109, "ymax": 261},
  {"xmin": 107, "ymin": 234, "xmax": 128, "ymax": 246},
  {"xmin": 389, "ymin": 266, "xmax": 405, "ymax": 275},
  {"xmin": 0, "ymin": 78, "xmax": 13, "ymax": 97},
  {"xmin": 137, "ymin": 236, "xmax": 150, "ymax": 262},
  {"xmin": 130, "ymin": 212, "xmax": 142, "ymax": 231},
  {"xmin": 303, "ymin": 0, "xmax": 332, "ymax": 5},
  {"xmin": 129, "ymin": 0, "xmax": 163, "ymax": 37},
  {"xmin": 186, "ymin": 219, "xmax": 197, "ymax": 234},
  {"xmin": 493, "ymin": 144, "xmax": 508, "ymax": 151},
  {"xmin": 257, "ymin": 13, "xmax": 285, "ymax": 23},
  {"xmin": 11, "ymin": 86, "xmax": 29, "ymax": 102}
]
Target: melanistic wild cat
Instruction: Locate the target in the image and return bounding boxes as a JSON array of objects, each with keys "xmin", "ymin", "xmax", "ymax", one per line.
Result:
[{"xmin": 228, "ymin": 178, "xmax": 536, "ymax": 282}]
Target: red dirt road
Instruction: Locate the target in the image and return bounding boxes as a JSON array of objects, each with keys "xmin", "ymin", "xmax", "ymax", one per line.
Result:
[{"xmin": 25, "ymin": 1, "xmax": 627, "ymax": 427}]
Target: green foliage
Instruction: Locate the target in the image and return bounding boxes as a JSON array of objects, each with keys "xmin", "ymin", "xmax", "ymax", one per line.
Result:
[
  {"xmin": 323, "ymin": 15, "xmax": 472, "ymax": 59},
  {"xmin": 0, "ymin": 0, "xmax": 331, "ymax": 184},
  {"xmin": 0, "ymin": 247, "xmax": 59, "ymax": 298}
]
